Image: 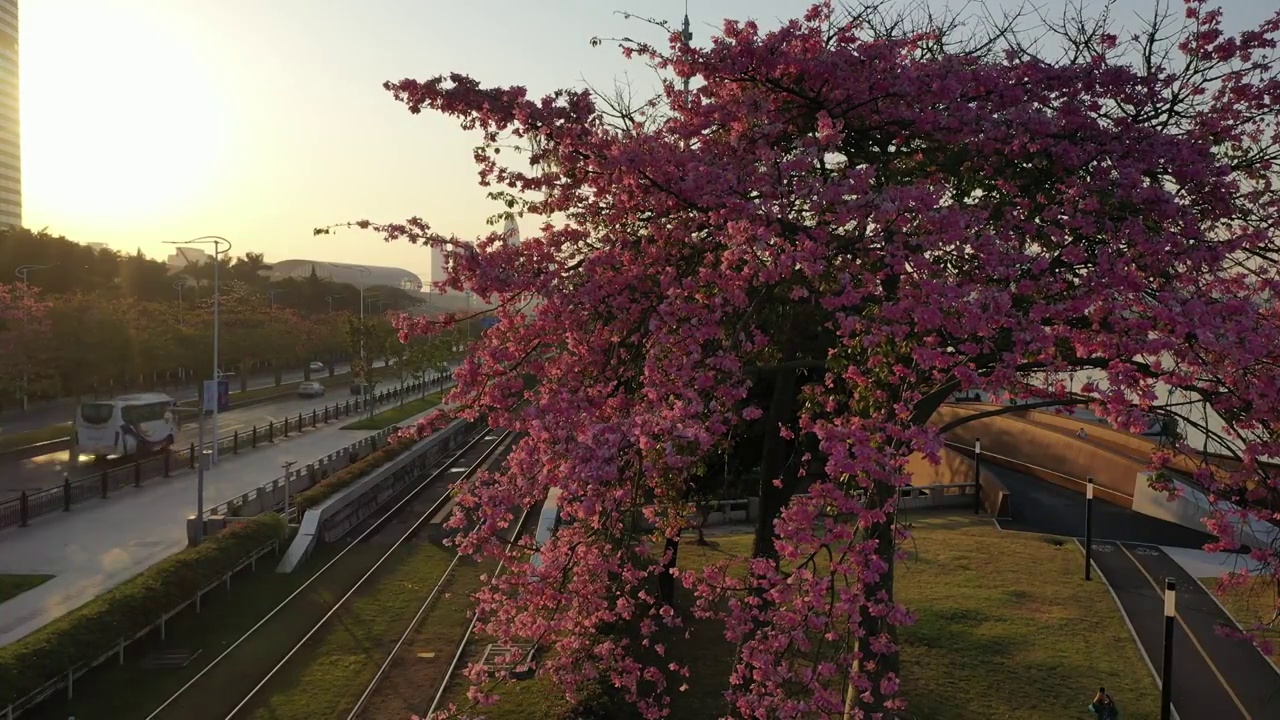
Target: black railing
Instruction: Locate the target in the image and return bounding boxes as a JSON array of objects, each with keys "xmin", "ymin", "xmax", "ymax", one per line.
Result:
[{"xmin": 0, "ymin": 372, "xmax": 455, "ymax": 532}]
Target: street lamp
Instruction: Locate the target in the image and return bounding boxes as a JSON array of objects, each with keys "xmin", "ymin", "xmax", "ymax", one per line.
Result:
[
  {"xmin": 14, "ymin": 263, "xmax": 55, "ymax": 411},
  {"xmin": 1161, "ymin": 578, "xmax": 1176, "ymax": 720},
  {"xmin": 174, "ymin": 279, "xmax": 190, "ymax": 326},
  {"xmin": 164, "ymin": 236, "xmax": 232, "ymax": 465},
  {"xmin": 330, "ymin": 263, "xmax": 372, "ymax": 417},
  {"xmin": 269, "ymin": 288, "xmax": 286, "ymax": 312},
  {"xmin": 325, "ymin": 294, "xmax": 341, "ymax": 313},
  {"xmin": 282, "ymin": 459, "xmax": 297, "ymax": 523}
]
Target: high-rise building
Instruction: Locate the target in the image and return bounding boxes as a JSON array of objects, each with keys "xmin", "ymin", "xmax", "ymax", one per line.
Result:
[{"xmin": 0, "ymin": 1, "xmax": 18, "ymax": 228}]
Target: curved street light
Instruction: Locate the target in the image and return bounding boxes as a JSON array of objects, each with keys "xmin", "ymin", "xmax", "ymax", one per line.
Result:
[{"xmin": 163, "ymin": 236, "xmax": 232, "ymax": 547}]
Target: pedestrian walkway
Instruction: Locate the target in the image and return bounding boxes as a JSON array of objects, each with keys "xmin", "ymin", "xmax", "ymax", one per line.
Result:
[
  {"xmin": 1087, "ymin": 539, "xmax": 1280, "ymax": 719},
  {"xmin": 984, "ymin": 449, "xmax": 1279, "ymax": 719},
  {"xmin": 0, "ymin": 399, "xmax": 454, "ymax": 647}
]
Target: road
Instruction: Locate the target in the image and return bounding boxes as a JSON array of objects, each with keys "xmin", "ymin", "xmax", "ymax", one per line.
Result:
[
  {"xmin": 0, "ymin": 370, "xmax": 438, "ymax": 500},
  {"xmin": 0, "ymin": 401, "xmax": 454, "ymax": 648},
  {"xmin": 0, "ymin": 360, "xmax": 361, "ymax": 436}
]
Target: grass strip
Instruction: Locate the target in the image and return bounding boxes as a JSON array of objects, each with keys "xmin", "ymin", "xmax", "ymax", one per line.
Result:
[
  {"xmin": 460, "ymin": 511, "xmax": 1162, "ymax": 719},
  {"xmin": 340, "ymin": 392, "xmax": 445, "ymax": 431},
  {"xmin": 1203, "ymin": 575, "xmax": 1279, "ymax": 659},
  {"xmin": 0, "ymin": 574, "xmax": 54, "ymax": 604}
]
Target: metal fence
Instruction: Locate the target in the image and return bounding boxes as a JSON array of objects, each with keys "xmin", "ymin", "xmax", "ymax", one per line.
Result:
[{"xmin": 0, "ymin": 372, "xmax": 454, "ymax": 532}]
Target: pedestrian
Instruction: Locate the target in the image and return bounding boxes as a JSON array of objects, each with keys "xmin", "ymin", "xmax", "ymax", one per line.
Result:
[{"xmin": 1089, "ymin": 686, "xmax": 1119, "ymax": 719}]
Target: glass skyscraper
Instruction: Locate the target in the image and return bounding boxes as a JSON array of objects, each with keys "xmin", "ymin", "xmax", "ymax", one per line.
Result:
[{"xmin": 0, "ymin": 1, "xmax": 19, "ymax": 228}]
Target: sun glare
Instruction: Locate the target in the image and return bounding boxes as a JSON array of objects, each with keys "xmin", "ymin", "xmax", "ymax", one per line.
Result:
[{"xmin": 20, "ymin": 3, "xmax": 233, "ymax": 226}]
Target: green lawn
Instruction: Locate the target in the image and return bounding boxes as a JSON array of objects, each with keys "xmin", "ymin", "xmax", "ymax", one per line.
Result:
[
  {"xmin": 341, "ymin": 392, "xmax": 443, "ymax": 431},
  {"xmin": 1203, "ymin": 575, "xmax": 1279, "ymax": 659},
  {"xmin": 462, "ymin": 511, "xmax": 1161, "ymax": 719},
  {"xmin": 0, "ymin": 574, "xmax": 53, "ymax": 604}
]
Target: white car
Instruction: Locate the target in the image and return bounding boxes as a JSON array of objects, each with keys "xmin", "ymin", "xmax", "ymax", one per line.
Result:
[
  {"xmin": 297, "ymin": 381, "xmax": 325, "ymax": 398},
  {"xmin": 308, "ymin": 361, "xmax": 326, "ymax": 373}
]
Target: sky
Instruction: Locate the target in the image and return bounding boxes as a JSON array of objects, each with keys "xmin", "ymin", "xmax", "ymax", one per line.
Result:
[{"xmin": 17, "ymin": 0, "xmax": 1277, "ymax": 282}]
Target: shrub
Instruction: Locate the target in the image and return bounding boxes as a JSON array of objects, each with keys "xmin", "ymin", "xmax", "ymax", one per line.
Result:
[
  {"xmin": 0, "ymin": 513, "xmax": 286, "ymax": 704},
  {"xmin": 293, "ymin": 437, "xmax": 415, "ymax": 512}
]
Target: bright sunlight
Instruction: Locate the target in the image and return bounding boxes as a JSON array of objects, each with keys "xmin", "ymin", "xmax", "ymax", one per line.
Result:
[{"xmin": 19, "ymin": 2, "xmax": 233, "ymax": 226}]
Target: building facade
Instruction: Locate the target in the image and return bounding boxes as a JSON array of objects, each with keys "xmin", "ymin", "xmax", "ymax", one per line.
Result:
[{"xmin": 0, "ymin": 1, "xmax": 19, "ymax": 228}]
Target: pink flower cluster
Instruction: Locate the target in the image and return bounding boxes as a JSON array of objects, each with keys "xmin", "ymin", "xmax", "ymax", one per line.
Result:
[{"xmin": 331, "ymin": 2, "xmax": 1280, "ymax": 717}]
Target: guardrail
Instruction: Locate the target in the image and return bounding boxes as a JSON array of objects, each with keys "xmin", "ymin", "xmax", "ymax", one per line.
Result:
[
  {"xmin": 3, "ymin": 538, "xmax": 280, "ymax": 719},
  {"xmin": 0, "ymin": 372, "xmax": 456, "ymax": 533}
]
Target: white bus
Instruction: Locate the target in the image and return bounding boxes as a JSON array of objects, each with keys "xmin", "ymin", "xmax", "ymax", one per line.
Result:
[{"xmin": 75, "ymin": 393, "xmax": 180, "ymax": 459}]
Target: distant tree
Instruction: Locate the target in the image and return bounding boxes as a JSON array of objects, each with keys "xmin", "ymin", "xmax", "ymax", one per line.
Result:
[{"xmin": 0, "ymin": 282, "xmax": 51, "ymax": 407}]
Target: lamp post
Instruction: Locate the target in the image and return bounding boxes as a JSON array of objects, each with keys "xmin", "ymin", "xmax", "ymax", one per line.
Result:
[
  {"xmin": 14, "ymin": 263, "xmax": 55, "ymax": 411},
  {"xmin": 1084, "ymin": 477, "xmax": 1095, "ymax": 581},
  {"xmin": 282, "ymin": 459, "xmax": 296, "ymax": 523},
  {"xmin": 1160, "ymin": 578, "xmax": 1176, "ymax": 720},
  {"xmin": 325, "ymin": 294, "xmax": 340, "ymax": 313},
  {"xmin": 269, "ymin": 289, "xmax": 286, "ymax": 312},
  {"xmin": 174, "ymin": 279, "xmax": 188, "ymax": 326},
  {"xmin": 331, "ymin": 263, "xmax": 372, "ymax": 416},
  {"xmin": 195, "ymin": 448, "xmax": 211, "ymax": 545},
  {"xmin": 164, "ymin": 236, "xmax": 232, "ymax": 464}
]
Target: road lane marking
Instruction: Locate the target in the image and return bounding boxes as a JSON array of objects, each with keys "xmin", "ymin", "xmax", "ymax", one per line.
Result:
[{"xmin": 1119, "ymin": 543, "xmax": 1252, "ymax": 719}]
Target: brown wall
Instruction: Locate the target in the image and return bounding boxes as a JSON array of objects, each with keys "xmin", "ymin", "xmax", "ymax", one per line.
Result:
[{"xmin": 931, "ymin": 405, "xmax": 1145, "ymax": 507}]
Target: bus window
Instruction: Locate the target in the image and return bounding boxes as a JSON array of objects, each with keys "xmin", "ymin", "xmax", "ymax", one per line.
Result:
[
  {"xmin": 122, "ymin": 402, "xmax": 168, "ymax": 425},
  {"xmin": 80, "ymin": 403, "xmax": 114, "ymax": 425}
]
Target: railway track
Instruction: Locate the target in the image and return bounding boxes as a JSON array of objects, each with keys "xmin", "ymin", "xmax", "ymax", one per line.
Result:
[
  {"xmin": 143, "ymin": 427, "xmax": 514, "ymax": 720},
  {"xmin": 347, "ymin": 483, "xmax": 536, "ymax": 720}
]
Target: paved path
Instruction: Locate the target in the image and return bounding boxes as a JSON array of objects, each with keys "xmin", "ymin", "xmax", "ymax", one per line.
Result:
[
  {"xmin": 1087, "ymin": 540, "xmax": 1280, "ymax": 719},
  {"xmin": 988, "ymin": 455, "xmax": 1279, "ymax": 717},
  {"xmin": 0, "ymin": 365, "xmax": 422, "ymax": 499},
  {"xmin": 0, "ymin": 399, "xmax": 451, "ymax": 647}
]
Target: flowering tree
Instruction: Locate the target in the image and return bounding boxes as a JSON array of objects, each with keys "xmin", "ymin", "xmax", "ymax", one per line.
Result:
[
  {"xmin": 323, "ymin": 1, "xmax": 1280, "ymax": 716},
  {"xmin": 0, "ymin": 281, "xmax": 52, "ymax": 405}
]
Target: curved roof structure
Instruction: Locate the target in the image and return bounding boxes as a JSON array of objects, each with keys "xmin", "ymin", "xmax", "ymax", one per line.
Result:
[{"xmin": 268, "ymin": 259, "xmax": 423, "ymax": 291}]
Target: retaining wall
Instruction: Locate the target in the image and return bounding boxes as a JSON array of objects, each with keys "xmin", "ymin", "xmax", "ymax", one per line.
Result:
[{"xmin": 276, "ymin": 418, "xmax": 474, "ymax": 573}]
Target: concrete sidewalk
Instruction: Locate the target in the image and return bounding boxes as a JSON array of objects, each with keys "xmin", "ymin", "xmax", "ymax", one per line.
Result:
[{"xmin": 0, "ymin": 398, "xmax": 454, "ymax": 647}]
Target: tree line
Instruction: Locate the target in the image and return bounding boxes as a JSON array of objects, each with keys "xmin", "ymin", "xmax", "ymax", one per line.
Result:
[{"xmin": 0, "ymin": 228, "xmax": 466, "ymax": 408}]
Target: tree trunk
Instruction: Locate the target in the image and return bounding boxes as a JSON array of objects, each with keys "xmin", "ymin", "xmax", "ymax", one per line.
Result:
[
  {"xmin": 845, "ymin": 482, "xmax": 899, "ymax": 718},
  {"xmin": 657, "ymin": 535, "xmax": 680, "ymax": 607},
  {"xmin": 844, "ymin": 381, "xmax": 958, "ymax": 718}
]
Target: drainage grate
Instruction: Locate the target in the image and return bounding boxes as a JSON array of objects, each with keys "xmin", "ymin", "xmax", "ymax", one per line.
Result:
[
  {"xmin": 140, "ymin": 649, "xmax": 202, "ymax": 669},
  {"xmin": 480, "ymin": 643, "xmax": 535, "ymax": 673}
]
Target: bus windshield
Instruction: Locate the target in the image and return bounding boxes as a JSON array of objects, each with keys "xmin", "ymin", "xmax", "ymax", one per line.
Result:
[{"xmin": 79, "ymin": 403, "xmax": 114, "ymax": 425}]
